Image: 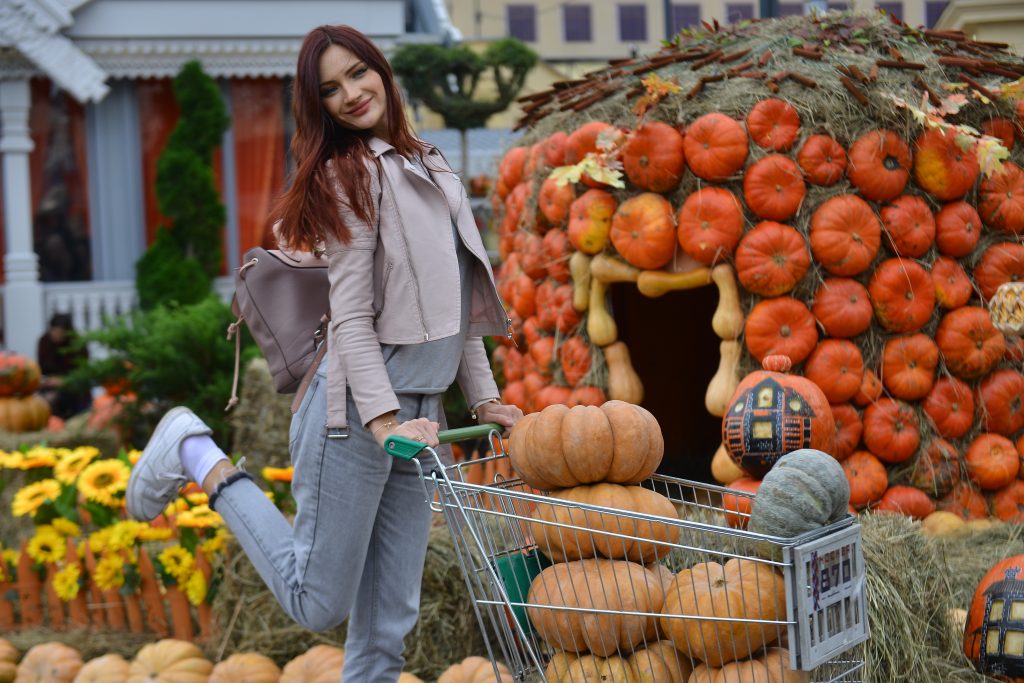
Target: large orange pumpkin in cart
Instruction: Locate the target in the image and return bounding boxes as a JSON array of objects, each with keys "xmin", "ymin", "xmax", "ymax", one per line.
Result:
[
  {"xmin": 722, "ymin": 355, "xmax": 834, "ymax": 478},
  {"xmin": 508, "ymin": 401, "xmax": 664, "ymax": 491},
  {"xmin": 963, "ymin": 554, "xmax": 1024, "ymax": 682}
]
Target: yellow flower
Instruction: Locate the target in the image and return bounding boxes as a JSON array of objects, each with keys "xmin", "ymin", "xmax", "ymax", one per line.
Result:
[
  {"xmin": 52, "ymin": 563, "xmax": 80, "ymax": 601},
  {"xmin": 93, "ymin": 554, "xmax": 125, "ymax": 591},
  {"xmin": 9, "ymin": 446, "xmax": 58, "ymax": 470},
  {"xmin": 184, "ymin": 491, "xmax": 209, "ymax": 506},
  {"xmin": 77, "ymin": 459, "xmax": 130, "ymax": 506},
  {"xmin": 51, "ymin": 518, "xmax": 81, "ymax": 537},
  {"xmin": 262, "ymin": 466, "xmax": 294, "ymax": 483},
  {"xmin": 137, "ymin": 526, "xmax": 174, "ymax": 542},
  {"xmin": 184, "ymin": 570, "xmax": 207, "ymax": 606},
  {"xmin": 126, "ymin": 449, "xmax": 142, "ymax": 465},
  {"xmin": 158, "ymin": 546, "xmax": 194, "ymax": 583},
  {"xmin": 11, "ymin": 479, "xmax": 62, "ymax": 517},
  {"xmin": 3, "ymin": 549, "xmax": 20, "ymax": 568},
  {"xmin": 106, "ymin": 521, "xmax": 144, "ymax": 552},
  {"xmin": 176, "ymin": 505, "xmax": 222, "ymax": 529},
  {"xmin": 88, "ymin": 528, "xmax": 111, "ymax": 554},
  {"xmin": 54, "ymin": 447, "xmax": 99, "ymax": 485},
  {"xmin": 199, "ymin": 529, "xmax": 230, "ymax": 556},
  {"xmin": 27, "ymin": 527, "xmax": 66, "ymax": 564}
]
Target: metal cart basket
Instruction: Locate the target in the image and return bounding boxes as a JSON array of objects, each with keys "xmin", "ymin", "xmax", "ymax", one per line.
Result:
[{"xmin": 386, "ymin": 426, "xmax": 868, "ymax": 683}]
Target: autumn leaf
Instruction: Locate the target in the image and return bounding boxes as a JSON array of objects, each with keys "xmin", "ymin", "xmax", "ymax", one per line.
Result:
[
  {"xmin": 996, "ymin": 76, "xmax": 1024, "ymax": 101},
  {"xmin": 549, "ymin": 155, "xmax": 625, "ymax": 189},
  {"xmin": 632, "ymin": 73, "xmax": 681, "ymax": 117},
  {"xmin": 975, "ymin": 135, "xmax": 1010, "ymax": 178}
]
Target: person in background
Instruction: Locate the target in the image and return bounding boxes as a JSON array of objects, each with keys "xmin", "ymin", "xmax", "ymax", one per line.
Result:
[
  {"xmin": 125, "ymin": 23, "xmax": 521, "ymax": 682},
  {"xmin": 37, "ymin": 312, "xmax": 90, "ymax": 419}
]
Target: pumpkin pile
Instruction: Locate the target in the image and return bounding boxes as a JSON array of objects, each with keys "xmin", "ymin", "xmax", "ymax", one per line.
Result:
[
  {"xmin": 0, "ymin": 352, "xmax": 50, "ymax": 433},
  {"xmin": 491, "ymin": 10, "xmax": 1024, "ymax": 524}
]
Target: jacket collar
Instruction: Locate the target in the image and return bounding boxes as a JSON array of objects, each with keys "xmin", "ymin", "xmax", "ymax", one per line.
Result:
[{"xmin": 366, "ymin": 135, "xmax": 439, "ymax": 159}]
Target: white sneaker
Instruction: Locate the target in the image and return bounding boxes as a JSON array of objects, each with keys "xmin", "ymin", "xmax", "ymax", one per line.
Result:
[{"xmin": 126, "ymin": 406, "xmax": 213, "ymax": 521}]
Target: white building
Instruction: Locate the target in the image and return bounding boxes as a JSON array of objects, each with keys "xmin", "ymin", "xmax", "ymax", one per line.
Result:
[{"xmin": 0, "ymin": 0, "xmax": 456, "ymax": 358}]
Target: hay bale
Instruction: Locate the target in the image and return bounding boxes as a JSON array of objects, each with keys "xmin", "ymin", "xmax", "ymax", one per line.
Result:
[
  {"xmin": 228, "ymin": 358, "xmax": 293, "ymax": 472},
  {"xmin": 209, "ymin": 520, "xmax": 489, "ymax": 678}
]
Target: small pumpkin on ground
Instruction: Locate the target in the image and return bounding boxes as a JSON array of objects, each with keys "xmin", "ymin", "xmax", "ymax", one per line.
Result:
[
  {"xmin": 279, "ymin": 645, "xmax": 344, "ymax": 683},
  {"xmin": 209, "ymin": 653, "xmax": 280, "ymax": 683},
  {"xmin": 748, "ymin": 449, "xmax": 850, "ymax": 538},
  {"xmin": 15, "ymin": 643, "xmax": 81, "ymax": 683},
  {"xmin": 920, "ymin": 510, "xmax": 967, "ymax": 537},
  {"xmin": 74, "ymin": 655, "xmax": 130, "ymax": 683},
  {"xmin": 127, "ymin": 640, "xmax": 212, "ymax": 683},
  {"xmin": 437, "ymin": 655, "xmax": 514, "ymax": 683}
]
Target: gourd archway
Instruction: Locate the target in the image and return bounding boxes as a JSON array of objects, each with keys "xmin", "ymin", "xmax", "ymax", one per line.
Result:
[{"xmin": 490, "ymin": 11, "xmax": 1024, "ymax": 495}]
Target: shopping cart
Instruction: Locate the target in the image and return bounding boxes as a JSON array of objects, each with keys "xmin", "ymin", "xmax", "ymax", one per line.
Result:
[{"xmin": 386, "ymin": 425, "xmax": 869, "ymax": 683}]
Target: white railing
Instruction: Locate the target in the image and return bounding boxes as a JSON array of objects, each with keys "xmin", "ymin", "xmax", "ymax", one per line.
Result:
[{"xmin": 39, "ymin": 276, "xmax": 235, "ymax": 334}]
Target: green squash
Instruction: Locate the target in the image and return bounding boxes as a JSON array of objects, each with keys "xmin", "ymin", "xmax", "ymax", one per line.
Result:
[{"xmin": 748, "ymin": 449, "xmax": 851, "ymax": 538}]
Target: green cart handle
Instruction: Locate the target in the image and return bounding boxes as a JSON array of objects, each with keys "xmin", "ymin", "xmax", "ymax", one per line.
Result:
[{"xmin": 384, "ymin": 423, "xmax": 503, "ymax": 461}]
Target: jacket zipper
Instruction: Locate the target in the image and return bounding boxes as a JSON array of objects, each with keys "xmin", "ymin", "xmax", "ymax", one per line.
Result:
[
  {"xmin": 380, "ymin": 175, "xmax": 429, "ymax": 340},
  {"xmin": 373, "ymin": 261, "xmax": 393, "ymax": 322}
]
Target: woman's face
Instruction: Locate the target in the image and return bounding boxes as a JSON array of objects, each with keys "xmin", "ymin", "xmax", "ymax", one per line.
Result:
[{"xmin": 318, "ymin": 44, "xmax": 388, "ymax": 140}]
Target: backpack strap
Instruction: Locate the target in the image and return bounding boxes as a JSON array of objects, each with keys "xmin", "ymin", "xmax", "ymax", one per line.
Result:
[
  {"xmin": 224, "ymin": 294, "xmax": 245, "ymax": 412},
  {"xmin": 290, "ymin": 316, "xmax": 329, "ymax": 413}
]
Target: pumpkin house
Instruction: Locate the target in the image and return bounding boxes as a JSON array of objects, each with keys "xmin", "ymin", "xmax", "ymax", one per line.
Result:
[{"xmin": 489, "ymin": 10, "xmax": 1024, "ymax": 517}]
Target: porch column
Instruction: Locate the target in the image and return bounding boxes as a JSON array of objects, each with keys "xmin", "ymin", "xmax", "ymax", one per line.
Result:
[{"xmin": 0, "ymin": 79, "xmax": 44, "ymax": 358}]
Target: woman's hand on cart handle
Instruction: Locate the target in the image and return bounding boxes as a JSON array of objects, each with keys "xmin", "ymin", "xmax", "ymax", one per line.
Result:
[
  {"xmin": 372, "ymin": 415, "xmax": 440, "ymax": 448},
  {"xmin": 475, "ymin": 401, "xmax": 523, "ymax": 435}
]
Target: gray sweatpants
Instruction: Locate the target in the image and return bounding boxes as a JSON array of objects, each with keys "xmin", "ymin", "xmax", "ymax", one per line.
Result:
[{"xmin": 213, "ymin": 362, "xmax": 439, "ymax": 682}]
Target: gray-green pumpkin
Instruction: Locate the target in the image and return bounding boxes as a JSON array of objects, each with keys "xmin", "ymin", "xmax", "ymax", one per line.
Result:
[{"xmin": 748, "ymin": 449, "xmax": 851, "ymax": 538}]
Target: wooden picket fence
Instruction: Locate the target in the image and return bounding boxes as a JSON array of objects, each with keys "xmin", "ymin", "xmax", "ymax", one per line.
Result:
[{"xmin": 0, "ymin": 540, "xmax": 215, "ymax": 642}]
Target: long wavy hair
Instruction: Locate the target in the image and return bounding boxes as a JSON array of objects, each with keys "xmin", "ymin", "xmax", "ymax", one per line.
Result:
[{"xmin": 272, "ymin": 25, "xmax": 424, "ymax": 249}]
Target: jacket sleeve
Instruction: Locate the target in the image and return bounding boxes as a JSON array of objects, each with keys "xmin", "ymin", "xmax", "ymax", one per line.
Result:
[
  {"xmin": 323, "ymin": 169, "xmax": 400, "ymax": 427},
  {"xmin": 456, "ymin": 337, "xmax": 500, "ymax": 408}
]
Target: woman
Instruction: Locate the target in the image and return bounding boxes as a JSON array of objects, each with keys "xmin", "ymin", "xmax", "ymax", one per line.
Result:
[{"xmin": 126, "ymin": 24, "xmax": 521, "ymax": 682}]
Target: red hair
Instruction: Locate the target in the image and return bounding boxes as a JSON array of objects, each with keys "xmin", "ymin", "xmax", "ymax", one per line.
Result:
[{"xmin": 272, "ymin": 25, "xmax": 425, "ymax": 249}]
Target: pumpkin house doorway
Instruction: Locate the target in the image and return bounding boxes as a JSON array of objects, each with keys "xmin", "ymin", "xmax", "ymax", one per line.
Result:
[{"xmin": 610, "ymin": 282, "xmax": 721, "ymax": 483}]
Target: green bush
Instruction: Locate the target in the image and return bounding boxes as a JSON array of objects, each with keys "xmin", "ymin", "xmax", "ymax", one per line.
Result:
[{"xmin": 67, "ymin": 295, "xmax": 256, "ymax": 446}]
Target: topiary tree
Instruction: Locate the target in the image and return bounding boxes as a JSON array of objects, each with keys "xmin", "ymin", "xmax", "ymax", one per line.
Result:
[
  {"xmin": 392, "ymin": 38, "xmax": 537, "ymax": 176},
  {"xmin": 136, "ymin": 60, "xmax": 229, "ymax": 309}
]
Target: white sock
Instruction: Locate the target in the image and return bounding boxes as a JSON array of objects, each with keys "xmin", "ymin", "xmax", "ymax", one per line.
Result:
[{"xmin": 179, "ymin": 434, "xmax": 228, "ymax": 486}]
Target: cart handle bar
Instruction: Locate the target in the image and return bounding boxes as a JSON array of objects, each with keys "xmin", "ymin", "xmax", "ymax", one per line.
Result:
[{"xmin": 384, "ymin": 423, "xmax": 503, "ymax": 461}]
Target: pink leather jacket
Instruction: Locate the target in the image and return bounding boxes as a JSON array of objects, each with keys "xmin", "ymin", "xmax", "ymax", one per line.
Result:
[{"xmin": 322, "ymin": 137, "xmax": 510, "ymax": 430}]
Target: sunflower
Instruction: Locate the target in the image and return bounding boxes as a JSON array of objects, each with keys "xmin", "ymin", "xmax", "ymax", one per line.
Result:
[
  {"xmin": 107, "ymin": 521, "xmax": 145, "ymax": 552},
  {"xmin": 200, "ymin": 529, "xmax": 231, "ymax": 556},
  {"xmin": 158, "ymin": 546, "xmax": 194, "ymax": 583},
  {"xmin": 2, "ymin": 549, "xmax": 19, "ymax": 568},
  {"xmin": 126, "ymin": 449, "xmax": 142, "ymax": 465},
  {"xmin": 175, "ymin": 505, "xmax": 223, "ymax": 529},
  {"xmin": 8, "ymin": 446, "xmax": 59, "ymax": 470},
  {"xmin": 184, "ymin": 491, "xmax": 209, "ymax": 506},
  {"xmin": 11, "ymin": 479, "xmax": 62, "ymax": 517},
  {"xmin": 88, "ymin": 528, "xmax": 111, "ymax": 554},
  {"xmin": 52, "ymin": 563, "xmax": 80, "ymax": 601},
  {"xmin": 262, "ymin": 466, "xmax": 294, "ymax": 483},
  {"xmin": 77, "ymin": 459, "xmax": 130, "ymax": 506},
  {"xmin": 27, "ymin": 527, "xmax": 66, "ymax": 564},
  {"xmin": 184, "ymin": 570, "xmax": 207, "ymax": 606},
  {"xmin": 137, "ymin": 526, "xmax": 173, "ymax": 542},
  {"xmin": 51, "ymin": 518, "xmax": 81, "ymax": 537},
  {"xmin": 93, "ymin": 554, "xmax": 126, "ymax": 591},
  {"xmin": 54, "ymin": 447, "xmax": 99, "ymax": 485}
]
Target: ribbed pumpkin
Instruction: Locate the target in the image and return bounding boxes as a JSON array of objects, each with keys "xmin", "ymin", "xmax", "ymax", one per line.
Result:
[
  {"xmin": 676, "ymin": 186, "xmax": 745, "ymax": 265},
  {"xmin": 0, "ymin": 396, "xmax": 55, "ymax": 436},
  {"xmin": 962, "ymin": 554, "xmax": 1024, "ymax": 680},
  {"xmin": 742, "ymin": 155, "xmax": 806, "ymax": 221},
  {"xmin": 508, "ymin": 401, "xmax": 663, "ymax": 490},
  {"xmin": 567, "ymin": 188, "xmax": 616, "ymax": 254},
  {"xmin": 722, "ymin": 355, "xmax": 835, "ymax": 478},
  {"xmin": 70, "ymin": 655, "xmax": 129, "ymax": 683},
  {"xmin": 803, "ymin": 339, "xmax": 864, "ymax": 404},
  {"xmin": 992, "ymin": 480, "xmax": 1024, "ymax": 523},
  {"xmin": 743, "ymin": 297, "xmax": 818, "ymax": 365},
  {"xmin": 538, "ymin": 175, "xmax": 575, "ymax": 226},
  {"xmin": 830, "ymin": 403, "xmax": 863, "ymax": 462},
  {"xmin": 937, "ymin": 482, "xmax": 989, "ymax": 521},
  {"xmin": 437, "ymin": 656, "xmax": 513, "ymax": 683},
  {"xmin": 932, "ymin": 256, "xmax": 973, "ymax": 310},
  {"xmin": 127, "ymin": 640, "xmax": 212, "ymax": 683},
  {"xmin": 842, "ymin": 450, "xmax": 888, "ymax": 509},
  {"xmin": 869, "ymin": 258, "xmax": 936, "ymax": 333},
  {"xmin": 847, "ymin": 129, "xmax": 912, "ymax": 202},
  {"xmin": 934, "ymin": 201, "xmax": 982, "ymax": 257},
  {"xmin": 279, "ymin": 645, "xmax": 344, "ymax": 683},
  {"xmin": 978, "ymin": 160, "xmax": 1024, "ymax": 233},
  {"xmin": 935, "ymin": 306, "xmax": 1006, "ymax": 380},
  {"xmin": 527, "ymin": 558, "xmax": 665, "ymax": 656},
  {"xmin": 209, "ymin": 654, "xmax": 280, "ymax": 683},
  {"xmin": 609, "ymin": 192, "xmax": 677, "ymax": 269},
  {"xmin": 683, "ymin": 112, "xmax": 748, "ymax": 181},
  {"xmin": 528, "ymin": 483, "xmax": 679, "ymax": 563},
  {"xmin": 748, "ymin": 449, "xmax": 851, "ymax": 538},
  {"xmin": 876, "ymin": 485, "xmax": 936, "ymax": 520},
  {"xmin": 797, "ymin": 134, "xmax": 847, "ymax": 186},
  {"xmin": 974, "ymin": 241, "xmax": 1024, "ymax": 301},
  {"xmin": 808, "ymin": 194, "xmax": 881, "ymax": 276},
  {"xmin": 546, "ymin": 654, "xmax": 636, "ymax": 683},
  {"xmin": 965, "ymin": 433, "xmax": 1020, "ymax": 491},
  {"xmin": 880, "ymin": 194, "xmax": 935, "ymax": 257},
  {"xmin": 863, "ymin": 398, "xmax": 920, "ymax": 464},
  {"xmin": 689, "ymin": 647, "xmax": 808, "ymax": 683},
  {"xmin": 811, "ymin": 278, "xmax": 872, "ymax": 338},
  {"xmin": 734, "ymin": 221, "xmax": 810, "ymax": 297},
  {"xmin": 746, "ymin": 98, "xmax": 800, "ymax": 151},
  {"xmin": 14, "ymin": 643, "xmax": 81, "ymax": 683},
  {"xmin": 913, "ymin": 127, "xmax": 980, "ymax": 200},
  {"xmin": 621, "ymin": 121, "xmax": 686, "ymax": 192},
  {"xmin": 977, "ymin": 369, "xmax": 1024, "ymax": 436},
  {"xmin": 880, "ymin": 333, "xmax": 939, "ymax": 401},
  {"xmin": 910, "ymin": 438, "xmax": 961, "ymax": 498},
  {"xmin": 660, "ymin": 558, "xmax": 785, "ymax": 667},
  {"xmin": 563, "ymin": 121, "xmax": 618, "ymax": 187}
]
